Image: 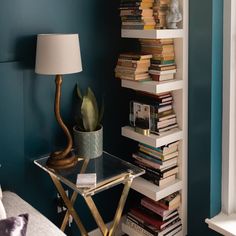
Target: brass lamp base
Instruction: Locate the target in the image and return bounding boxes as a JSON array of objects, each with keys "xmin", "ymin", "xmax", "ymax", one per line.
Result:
[
  {"xmin": 46, "ymin": 74, "xmax": 77, "ymax": 170},
  {"xmin": 47, "ymin": 151, "xmax": 78, "ymax": 169}
]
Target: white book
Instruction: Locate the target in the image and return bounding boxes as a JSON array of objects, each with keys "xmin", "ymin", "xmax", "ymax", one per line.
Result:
[
  {"xmin": 157, "ymin": 118, "xmax": 177, "ymax": 129},
  {"xmin": 149, "ymin": 69, "xmax": 177, "ymax": 75},
  {"xmin": 159, "ymin": 220, "xmax": 182, "ymax": 236},
  {"xmin": 164, "ymin": 225, "xmax": 182, "ymax": 236},
  {"xmin": 76, "ymin": 173, "xmax": 96, "ymax": 188}
]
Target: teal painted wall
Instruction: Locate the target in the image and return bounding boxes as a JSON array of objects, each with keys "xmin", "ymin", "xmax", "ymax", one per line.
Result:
[
  {"xmin": 210, "ymin": 0, "xmax": 223, "ymax": 217},
  {"xmin": 188, "ymin": 0, "xmax": 223, "ymax": 235},
  {"xmin": 0, "ymin": 0, "xmax": 133, "ymax": 234}
]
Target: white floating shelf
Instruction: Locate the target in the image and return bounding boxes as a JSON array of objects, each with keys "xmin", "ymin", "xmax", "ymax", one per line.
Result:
[
  {"xmin": 122, "ymin": 223, "xmax": 183, "ymax": 236},
  {"xmin": 121, "ymin": 29, "xmax": 184, "ymax": 39},
  {"xmin": 131, "ymin": 177, "xmax": 182, "ymax": 201},
  {"xmin": 122, "ymin": 126, "xmax": 183, "ymax": 148},
  {"xmin": 121, "ymin": 79, "xmax": 183, "ymax": 94}
]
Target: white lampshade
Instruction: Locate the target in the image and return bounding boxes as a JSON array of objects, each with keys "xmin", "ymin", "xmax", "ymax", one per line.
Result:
[{"xmin": 35, "ymin": 34, "xmax": 82, "ymax": 75}]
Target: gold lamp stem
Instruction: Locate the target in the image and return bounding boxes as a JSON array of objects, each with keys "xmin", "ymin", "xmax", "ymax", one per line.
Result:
[
  {"xmin": 47, "ymin": 75, "xmax": 77, "ymax": 169},
  {"xmin": 53, "ymin": 75, "xmax": 72, "ymax": 159}
]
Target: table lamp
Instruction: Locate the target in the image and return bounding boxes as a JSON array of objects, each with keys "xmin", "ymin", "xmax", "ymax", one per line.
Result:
[{"xmin": 35, "ymin": 34, "xmax": 82, "ymax": 169}]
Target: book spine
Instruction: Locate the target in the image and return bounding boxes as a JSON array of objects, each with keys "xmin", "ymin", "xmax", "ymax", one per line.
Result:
[
  {"xmin": 141, "ymin": 199, "xmax": 164, "ymax": 217},
  {"xmin": 128, "ymin": 210, "xmax": 162, "ymax": 230},
  {"xmin": 133, "ymin": 154, "xmax": 161, "ymax": 169},
  {"xmin": 142, "ymin": 174, "xmax": 160, "ymax": 185},
  {"xmin": 117, "ymin": 61, "xmax": 138, "ymax": 68},
  {"xmin": 158, "ymin": 219, "xmax": 182, "ymax": 236},
  {"xmin": 143, "ymin": 171, "xmax": 163, "ymax": 182},
  {"xmin": 137, "ymin": 151, "xmax": 164, "ymax": 164},
  {"xmin": 120, "ymin": 3, "xmax": 153, "ymax": 7},
  {"xmin": 126, "ymin": 218, "xmax": 155, "ymax": 236},
  {"xmin": 135, "ymin": 161, "xmax": 164, "ymax": 177},
  {"xmin": 151, "ymin": 59, "xmax": 175, "ymax": 65},
  {"xmin": 121, "ymin": 0, "xmax": 154, "ymax": 2},
  {"xmin": 122, "ymin": 25, "xmax": 155, "ymax": 30}
]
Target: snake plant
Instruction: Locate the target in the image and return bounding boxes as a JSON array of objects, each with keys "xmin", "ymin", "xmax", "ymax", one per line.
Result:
[{"xmin": 76, "ymin": 84, "xmax": 104, "ymax": 132}]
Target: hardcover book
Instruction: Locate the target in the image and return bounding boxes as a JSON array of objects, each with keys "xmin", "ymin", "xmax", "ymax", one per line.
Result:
[
  {"xmin": 129, "ymin": 208, "xmax": 180, "ymax": 230},
  {"xmin": 126, "ymin": 211, "xmax": 182, "ymax": 235},
  {"xmin": 157, "ymin": 192, "xmax": 181, "ymax": 210},
  {"xmin": 143, "ymin": 172, "xmax": 176, "ymax": 187},
  {"xmin": 141, "ymin": 197, "xmax": 180, "ymax": 217},
  {"xmin": 119, "ymin": 52, "xmax": 152, "ymax": 60},
  {"xmin": 135, "ymin": 161, "xmax": 179, "ymax": 178}
]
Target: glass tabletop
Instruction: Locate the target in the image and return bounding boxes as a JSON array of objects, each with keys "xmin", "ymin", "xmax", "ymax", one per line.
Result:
[{"xmin": 34, "ymin": 151, "xmax": 144, "ymax": 196}]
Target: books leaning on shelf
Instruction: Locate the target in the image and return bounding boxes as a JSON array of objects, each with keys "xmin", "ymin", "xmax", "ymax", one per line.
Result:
[
  {"xmin": 119, "ymin": 0, "xmax": 155, "ymax": 30},
  {"xmin": 123, "ymin": 192, "xmax": 182, "ymax": 236},
  {"xmin": 133, "ymin": 141, "xmax": 179, "ymax": 186},
  {"xmin": 140, "ymin": 38, "xmax": 177, "ymax": 81},
  {"xmin": 115, "ymin": 53, "xmax": 152, "ymax": 81},
  {"xmin": 130, "ymin": 92, "xmax": 178, "ymax": 135}
]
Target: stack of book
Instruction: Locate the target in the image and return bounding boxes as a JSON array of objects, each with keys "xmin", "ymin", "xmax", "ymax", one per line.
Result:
[
  {"xmin": 148, "ymin": 91, "xmax": 178, "ymax": 134},
  {"xmin": 115, "ymin": 53, "xmax": 152, "ymax": 81},
  {"xmin": 151, "ymin": 92, "xmax": 178, "ymax": 134},
  {"xmin": 153, "ymin": 0, "xmax": 170, "ymax": 29},
  {"xmin": 130, "ymin": 92, "xmax": 178, "ymax": 135},
  {"xmin": 119, "ymin": 0, "xmax": 155, "ymax": 30},
  {"xmin": 140, "ymin": 38, "xmax": 177, "ymax": 81},
  {"xmin": 125, "ymin": 192, "xmax": 182, "ymax": 236},
  {"xmin": 132, "ymin": 141, "xmax": 179, "ymax": 186}
]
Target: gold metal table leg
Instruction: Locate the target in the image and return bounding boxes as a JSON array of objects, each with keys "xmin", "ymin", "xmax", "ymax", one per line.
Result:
[
  {"xmin": 108, "ymin": 178, "xmax": 133, "ymax": 236},
  {"xmin": 49, "ymin": 173, "xmax": 88, "ymax": 236},
  {"xmin": 83, "ymin": 177, "xmax": 133, "ymax": 236},
  {"xmin": 61, "ymin": 191, "xmax": 78, "ymax": 231},
  {"xmin": 60, "ymin": 158, "xmax": 89, "ymax": 231},
  {"xmin": 84, "ymin": 196, "xmax": 108, "ymax": 236}
]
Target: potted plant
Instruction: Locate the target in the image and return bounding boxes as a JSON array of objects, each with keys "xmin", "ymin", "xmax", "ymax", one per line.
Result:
[{"xmin": 73, "ymin": 84, "xmax": 104, "ymax": 159}]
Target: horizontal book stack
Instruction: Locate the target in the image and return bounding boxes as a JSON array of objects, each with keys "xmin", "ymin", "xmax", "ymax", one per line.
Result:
[
  {"xmin": 124, "ymin": 192, "xmax": 182, "ymax": 236},
  {"xmin": 115, "ymin": 53, "xmax": 152, "ymax": 81},
  {"xmin": 140, "ymin": 38, "xmax": 177, "ymax": 81},
  {"xmin": 132, "ymin": 141, "xmax": 179, "ymax": 186},
  {"xmin": 153, "ymin": 0, "xmax": 170, "ymax": 29},
  {"xmin": 119, "ymin": 0, "xmax": 155, "ymax": 30},
  {"xmin": 150, "ymin": 92, "xmax": 178, "ymax": 134}
]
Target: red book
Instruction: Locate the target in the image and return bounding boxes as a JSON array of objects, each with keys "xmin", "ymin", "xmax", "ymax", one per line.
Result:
[
  {"xmin": 130, "ymin": 207, "xmax": 179, "ymax": 230},
  {"xmin": 141, "ymin": 197, "xmax": 179, "ymax": 217}
]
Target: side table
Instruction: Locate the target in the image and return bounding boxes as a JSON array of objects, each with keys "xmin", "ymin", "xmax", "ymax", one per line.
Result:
[{"xmin": 34, "ymin": 151, "xmax": 144, "ymax": 236}]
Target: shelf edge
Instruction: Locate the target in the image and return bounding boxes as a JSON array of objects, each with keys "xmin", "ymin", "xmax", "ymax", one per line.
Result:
[{"xmin": 131, "ymin": 177, "xmax": 183, "ymax": 201}]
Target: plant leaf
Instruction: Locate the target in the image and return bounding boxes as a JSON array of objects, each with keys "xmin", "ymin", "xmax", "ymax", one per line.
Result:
[
  {"xmin": 81, "ymin": 95, "xmax": 97, "ymax": 131},
  {"xmin": 76, "ymin": 83, "xmax": 83, "ymax": 100},
  {"xmin": 87, "ymin": 87, "xmax": 99, "ymax": 126}
]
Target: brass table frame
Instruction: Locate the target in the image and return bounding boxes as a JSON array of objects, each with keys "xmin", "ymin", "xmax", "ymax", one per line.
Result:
[{"xmin": 48, "ymin": 169, "xmax": 133, "ymax": 236}]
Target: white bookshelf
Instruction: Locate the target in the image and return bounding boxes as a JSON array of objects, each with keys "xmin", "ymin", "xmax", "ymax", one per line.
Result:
[
  {"xmin": 119, "ymin": 0, "xmax": 188, "ymax": 235},
  {"xmin": 122, "ymin": 126, "xmax": 183, "ymax": 148},
  {"xmin": 121, "ymin": 79, "xmax": 184, "ymax": 94},
  {"xmin": 131, "ymin": 177, "xmax": 182, "ymax": 201}
]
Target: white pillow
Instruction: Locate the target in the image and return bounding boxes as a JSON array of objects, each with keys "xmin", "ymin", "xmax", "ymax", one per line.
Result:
[{"xmin": 0, "ymin": 186, "xmax": 6, "ymax": 219}]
